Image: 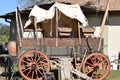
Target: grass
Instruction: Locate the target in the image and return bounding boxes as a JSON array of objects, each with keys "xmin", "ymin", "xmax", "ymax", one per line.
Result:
[
  {"xmin": 0, "ymin": 69, "xmax": 120, "ymax": 80},
  {"xmin": 106, "ymin": 70, "xmax": 120, "ymax": 80}
]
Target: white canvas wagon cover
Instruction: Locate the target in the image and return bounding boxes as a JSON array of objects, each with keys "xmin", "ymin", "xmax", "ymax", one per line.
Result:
[{"xmin": 24, "ymin": 2, "xmax": 88, "ymax": 28}]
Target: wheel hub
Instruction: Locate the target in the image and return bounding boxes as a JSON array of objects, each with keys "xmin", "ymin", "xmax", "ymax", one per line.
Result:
[
  {"xmin": 32, "ymin": 64, "xmax": 36, "ymax": 70},
  {"xmin": 94, "ymin": 65, "xmax": 99, "ymax": 71}
]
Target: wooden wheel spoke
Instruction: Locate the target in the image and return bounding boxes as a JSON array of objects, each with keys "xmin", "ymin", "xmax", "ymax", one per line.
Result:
[
  {"xmin": 94, "ymin": 56, "xmax": 97, "ymax": 63},
  {"xmin": 97, "ymin": 58, "xmax": 101, "ymax": 64},
  {"xmin": 97, "ymin": 64, "xmax": 109, "ymax": 77},
  {"xmin": 98, "ymin": 57, "xmax": 104, "ymax": 62},
  {"xmin": 97, "ymin": 69, "xmax": 101, "ymax": 75},
  {"xmin": 30, "ymin": 53, "xmax": 33, "ymax": 62},
  {"xmin": 86, "ymin": 68, "xmax": 94, "ymax": 75},
  {"xmin": 98, "ymin": 59, "xmax": 108, "ymax": 68},
  {"xmin": 36, "ymin": 56, "xmax": 46, "ymax": 63},
  {"xmin": 97, "ymin": 69, "xmax": 105, "ymax": 77},
  {"xmin": 89, "ymin": 57, "xmax": 95, "ymax": 64},
  {"xmin": 91, "ymin": 71, "xmax": 95, "ymax": 78},
  {"xmin": 26, "ymin": 57, "xmax": 32, "ymax": 62},
  {"xmin": 92, "ymin": 56, "xmax": 97, "ymax": 64},
  {"xmin": 37, "ymin": 61, "xmax": 48, "ymax": 65},
  {"xmin": 34, "ymin": 53, "xmax": 38, "ymax": 62},
  {"xmin": 37, "ymin": 61, "xmax": 42, "ymax": 65},
  {"xmin": 102, "ymin": 61, "xmax": 108, "ymax": 66},
  {"xmin": 38, "ymin": 62, "xmax": 48, "ymax": 66},
  {"xmin": 32, "ymin": 70, "xmax": 34, "ymax": 79},
  {"xmin": 86, "ymin": 61, "xmax": 94, "ymax": 67},
  {"xmin": 21, "ymin": 60, "xmax": 29, "ymax": 65},
  {"xmin": 42, "ymin": 58, "xmax": 47, "ymax": 62},
  {"xmin": 22, "ymin": 67, "xmax": 31, "ymax": 73},
  {"xmin": 36, "ymin": 55, "xmax": 41, "ymax": 62},
  {"xmin": 95, "ymin": 70, "xmax": 98, "ymax": 79},
  {"xmin": 21, "ymin": 65, "xmax": 25, "ymax": 69},
  {"xmin": 101, "ymin": 57, "xmax": 107, "ymax": 63},
  {"xmin": 37, "ymin": 69, "xmax": 43, "ymax": 75},
  {"xmin": 21, "ymin": 65, "xmax": 30, "ymax": 69},
  {"xmin": 100, "ymin": 69, "xmax": 107, "ymax": 73},
  {"xmin": 33, "ymin": 52, "xmax": 38, "ymax": 62},
  {"xmin": 99, "ymin": 62, "xmax": 108, "ymax": 70},
  {"xmin": 99, "ymin": 61, "xmax": 103, "ymax": 65},
  {"xmin": 95, "ymin": 70, "xmax": 101, "ymax": 79},
  {"xmin": 26, "ymin": 69, "xmax": 32, "ymax": 77},
  {"xmin": 92, "ymin": 56, "xmax": 98, "ymax": 64},
  {"xmin": 38, "ymin": 66, "xmax": 48, "ymax": 71},
  {"xmin": 96, "ymin": 69, "xmax": 102, "ymax": 78},
  {"xmin": 43, "ymin": 63, "xmax": 49, "ymax": 66},
  {"xmin": 37, "ymin": 59, "xmax": 47, "ymax": 64},
  {"xmin": 35, "ymin": 70, "xmax": 38, "ymax": 79},
  {"xmin": 38, "ymin": 65, "xmax": 48, "ymax": 70}
]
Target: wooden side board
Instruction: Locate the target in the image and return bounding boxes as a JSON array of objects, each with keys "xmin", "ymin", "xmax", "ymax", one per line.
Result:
[{"xmin": 21, "ymin": 38, "xmax": 102, "ymax": 48}]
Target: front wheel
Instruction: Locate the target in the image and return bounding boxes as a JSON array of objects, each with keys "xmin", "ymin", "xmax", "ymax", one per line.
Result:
[{"xmin": 18, "ymin": 50, "xmax": 50, "ymax": 80}]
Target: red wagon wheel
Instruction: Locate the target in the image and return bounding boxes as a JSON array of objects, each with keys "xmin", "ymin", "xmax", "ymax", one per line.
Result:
[
  {"xmin": 82, "ymin": 53, "xmax": 110, "ymax": 80},
  {"xmin": 18, "ymin": 50, "xmax": 50, "ymax": 80}
]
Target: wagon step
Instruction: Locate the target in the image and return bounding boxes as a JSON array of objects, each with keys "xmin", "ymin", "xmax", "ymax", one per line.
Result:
[{"xmin": 51, "ymin": 60, "xmax": 91, "ymax": 80}]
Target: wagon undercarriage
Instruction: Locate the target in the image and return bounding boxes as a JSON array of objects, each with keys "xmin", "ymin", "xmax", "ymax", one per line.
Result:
[{"xmin": 16, "ymin": 38, "xmax": 110, "ymax": 80}]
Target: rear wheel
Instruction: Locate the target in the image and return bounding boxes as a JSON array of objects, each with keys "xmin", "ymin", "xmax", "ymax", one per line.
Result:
[{"xmin": 82, "ymin": 53, "xmax": 110, "ymax": 80}]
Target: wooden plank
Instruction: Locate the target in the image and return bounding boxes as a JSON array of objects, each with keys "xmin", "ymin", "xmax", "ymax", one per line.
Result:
[
  {"xmin": 78, "ymin": 23, "xmax": 81, "ymax": 44},
  {"xmin": 58, "ymin": 27, "xmax": 72, "ymax": 32},
  {"xmin": 82, "ymin": 27, "xmax": 95, "ymax": 32},
  {"xmin": 21, "ymin": 38, "xmax": 100, "ymax": 47},
  {"xmin": 51, "ymin": 60, "xmax": 91, "ymax": 80},
  {"xmin": 24, "ymin": 29, "xmax": 42, "ymax": 32},
  {"xmin": 98, "ymin": 3, "xmax": 109, "ymax": 51},
  {"xmin": 59, "ymin": 33, "xmax": 71, "ymax": 36},
  {"xmin": 0, "ymin": 54, "xmax": 10, "ymax": 57},
  {"xmin": 16, "ymin": 6, "xmax": 22, "ymax": 47},
  {"xmin": 17, "ymin": 7, "xmax": 24, "ymax": 37},
  {"xmin": 56, "ymin": 8, "xmax": 59, "ymax": 47}
]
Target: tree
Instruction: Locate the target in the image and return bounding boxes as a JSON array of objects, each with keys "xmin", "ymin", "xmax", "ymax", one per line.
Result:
[
  {"xmin": 0, "ymin": 23, "xmax": 10, "ymax": 43},
  {"xmin": 17, "ymin": 0, "xmax": 50, "ymax": 8}
]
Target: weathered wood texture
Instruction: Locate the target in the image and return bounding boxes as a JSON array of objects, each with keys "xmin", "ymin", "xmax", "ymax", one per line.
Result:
[{"xmin": 21, "ymin": 38, "xmax": 102, "ymax": 47}]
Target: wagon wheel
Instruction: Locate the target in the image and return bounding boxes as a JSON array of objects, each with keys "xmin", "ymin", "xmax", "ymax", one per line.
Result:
[
  {"xmin": 82, "ymin": 53, "xmax": 110, "ymax": 80},
  {"xmin": 18, "ymin": 50, "xmax": 50, "ymax": 80}
]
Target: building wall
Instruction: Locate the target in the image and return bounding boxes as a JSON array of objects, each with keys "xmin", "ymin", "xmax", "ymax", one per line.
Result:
[
  {"xmin": 107, "ymin": 15, "xmax": 120, "ymax": 56},
  {"xmin": 107, "ymin": 15, "xmax": 120, "ymax": 69},
  {"xmin": 108, "ymin": 16, "xmax": 120, "ymax": 55},
  {"xmin": 103, "ymin": 25, "xmax": 108, "ymax": 56},
  {"xmin": 86, "ymin": 14, "xmax": 102, "ymax": 37}
]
